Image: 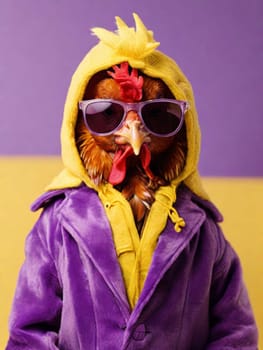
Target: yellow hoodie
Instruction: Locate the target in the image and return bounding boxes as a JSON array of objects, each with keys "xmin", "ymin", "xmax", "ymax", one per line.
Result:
[{"xmin": 46, "ymin": 13, "xmax": 208, "ymax": 308}]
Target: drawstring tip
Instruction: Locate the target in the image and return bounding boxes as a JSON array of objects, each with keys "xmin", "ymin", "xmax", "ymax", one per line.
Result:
[
  {"xmin": 174, "ymin": 219, "xmax": 186, "ymax": 233},
  {"xmin": 168, "ymin": 207, "xmax": 186, "ymax": 233}
]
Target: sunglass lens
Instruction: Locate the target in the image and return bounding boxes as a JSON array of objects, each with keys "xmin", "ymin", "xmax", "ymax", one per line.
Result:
[
  {"xmin": 142, "ymin": 102, "xmax": 182, "ymax": 135},
  {"xmin": 84, "ymin": 101, "xmax": 124, "ymax": 134}
]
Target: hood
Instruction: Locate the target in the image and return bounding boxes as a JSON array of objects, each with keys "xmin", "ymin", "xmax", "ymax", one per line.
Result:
[{"xmin": 47, "ymin": 13, "xmax": 208, "ymax": 201}]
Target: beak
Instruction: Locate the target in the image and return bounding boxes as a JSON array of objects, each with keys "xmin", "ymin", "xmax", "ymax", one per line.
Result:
[{"xmin": 114, "ymin": 119, "xmax": 150, "ymax": 156}]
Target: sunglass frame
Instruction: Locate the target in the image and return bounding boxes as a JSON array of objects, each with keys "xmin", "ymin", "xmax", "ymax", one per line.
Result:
[{"xmin": 78, "ymin": 98, "xmax": 189, "ymax": 137}]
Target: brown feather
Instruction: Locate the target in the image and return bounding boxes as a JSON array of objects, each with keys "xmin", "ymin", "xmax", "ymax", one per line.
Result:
[
  {"xmin": 75, "ymin": 116, "xmax": 115, "ymax": 185},
  {"xmin": 75, "ymin": 70, "xmax": 187, "ymax": 232}
]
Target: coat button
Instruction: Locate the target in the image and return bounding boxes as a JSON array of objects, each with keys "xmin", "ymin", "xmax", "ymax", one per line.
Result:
[{"xmin": 132, "ymin": 324, "xmax": 146, "ymax": 341}]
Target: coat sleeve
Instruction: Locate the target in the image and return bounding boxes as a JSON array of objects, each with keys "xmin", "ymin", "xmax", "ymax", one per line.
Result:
[
  {"xmin": 6, "ymin": 213, "xmax": 62, "ymax": 349},
  {"xmin": 206, "ymin": 224, "xmax": 258, "ymax": 349}
]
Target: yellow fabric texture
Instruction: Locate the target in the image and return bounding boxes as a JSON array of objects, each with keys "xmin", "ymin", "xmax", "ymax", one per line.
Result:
[
  {"xmin": 44, "ymin": 13, "xmax": 208, "ymax": 307},
  {"xmin": 99, "ymin": 183, "xmax": 182, "ymax": 308}
]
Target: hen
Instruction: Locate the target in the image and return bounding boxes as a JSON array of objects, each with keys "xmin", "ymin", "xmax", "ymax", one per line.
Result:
[{"xmin": 76, "ymin": 63, "xmax": 187, "ymax": 231}]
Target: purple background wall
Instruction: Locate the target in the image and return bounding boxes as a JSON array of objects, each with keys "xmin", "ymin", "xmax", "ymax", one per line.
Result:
[{"xmin": 1, "ymin": 0, "xmax": 262, "ymax": 176}]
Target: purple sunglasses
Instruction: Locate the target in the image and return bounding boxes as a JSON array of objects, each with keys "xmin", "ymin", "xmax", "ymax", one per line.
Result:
[{"xmin": 78, "ymin": 98, "xmax": 189, "ymax": 137}]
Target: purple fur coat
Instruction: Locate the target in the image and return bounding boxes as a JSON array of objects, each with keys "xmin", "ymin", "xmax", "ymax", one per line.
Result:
[{"xmin": 6, "ymin": 185, "xmax": 258, "ymax": 349}]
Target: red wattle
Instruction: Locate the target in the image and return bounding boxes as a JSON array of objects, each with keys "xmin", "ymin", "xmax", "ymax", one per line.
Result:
[
  {"xmin": 108, "ymin": 147, "xmax": 134, "ymax": 185},
  {"xmin": 140, "ymin": 144, "xmax": 154, "ymax": 180},
  {"xmin": 108, "ymin": 144, "xmax": 154, "ymax": 185}
]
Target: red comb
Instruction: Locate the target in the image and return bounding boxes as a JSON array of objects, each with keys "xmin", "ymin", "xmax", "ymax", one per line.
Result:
[{"xmin": 108, "ymin": 62, "xmax": 143, "ymax": 102}]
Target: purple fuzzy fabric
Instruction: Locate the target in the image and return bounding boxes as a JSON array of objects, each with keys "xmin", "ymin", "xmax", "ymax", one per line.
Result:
[{"xmin": 6, "ymin": 185, "xmax": 258, "ymax": 349}]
